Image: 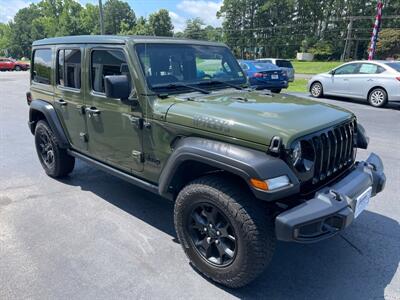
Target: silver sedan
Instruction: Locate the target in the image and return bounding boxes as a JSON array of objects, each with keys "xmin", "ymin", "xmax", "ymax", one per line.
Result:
[{"xmin": 308, "ymin": 60, "xmax": 400, "ymax": 107}]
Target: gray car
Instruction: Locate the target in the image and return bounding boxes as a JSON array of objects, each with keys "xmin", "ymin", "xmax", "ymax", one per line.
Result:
[{"xmin": 308, "ymin": 60, "xmax": 400, "ymax": 107}]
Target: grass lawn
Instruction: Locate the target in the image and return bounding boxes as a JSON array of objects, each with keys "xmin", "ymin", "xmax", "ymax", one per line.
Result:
[
  {"xmin": 291, "ymin": 61, "xmax": 342, "ymax": 74},
  {"xmin": 285, "ymin": 78, "xmax": 309, "ymax": 93}
]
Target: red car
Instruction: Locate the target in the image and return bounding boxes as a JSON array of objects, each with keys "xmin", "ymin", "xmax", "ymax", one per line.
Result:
[{"xmin": 0, "ymin": 57, "xmax": 30, "ymax": 71}]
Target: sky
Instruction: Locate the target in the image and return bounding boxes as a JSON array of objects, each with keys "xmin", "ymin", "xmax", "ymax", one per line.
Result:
[{"xmin": 0, "ymin": 0, "xmax": 223, "ymax": 32}]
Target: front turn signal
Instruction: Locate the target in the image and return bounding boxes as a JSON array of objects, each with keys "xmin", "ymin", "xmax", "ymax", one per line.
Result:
[{"xmin": 250, "ymin": 178, "xmax": 269, "ymax": 191}]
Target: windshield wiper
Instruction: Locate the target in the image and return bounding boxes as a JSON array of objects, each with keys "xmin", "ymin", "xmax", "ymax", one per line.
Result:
[
  {"xmin": 199, "ymin": 79, "xmax": 244, "ymax": 90},
  {"xmin": 154, "ymin": 82, "xmax": 210, "ymax": 94}
]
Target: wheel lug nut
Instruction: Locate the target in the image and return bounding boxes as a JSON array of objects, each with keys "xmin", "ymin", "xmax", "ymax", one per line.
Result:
[
  {"xmin": 216, "ymin": 231, "xmax": 220, "ymax": 236},
  {"xmin": 215, "ymin": 240, "xmax": 220, "ymax": 245},
  {"xmin": 209, "ymin": 224, "xmax": 213, "ymax": 228},
  {"xmin": 207, "ymin": 237, "xmax": 212, "ymax": 244},
  {"xmin": 204, "ymin": 227, "xmax": 207, "ymax": 232}
]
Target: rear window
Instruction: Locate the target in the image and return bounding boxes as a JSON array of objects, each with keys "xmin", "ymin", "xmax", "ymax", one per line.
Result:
[
  {"xmin": 32, "ymin": 49, "xmax": 52, "ymax": 85},
  {"xmin": 385, "ymin": 62, "xmax": 400, "ymax": 72},
  {"xmin": 276, "ymin": 60, "xmax": 293, "ymax": 68},
  {"xmin": 253, "ymin": 62, "xmax": 278, "ymax": 70}
]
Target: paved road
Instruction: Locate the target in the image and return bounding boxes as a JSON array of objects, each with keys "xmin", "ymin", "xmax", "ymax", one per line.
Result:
[{"xmin": 1, "ymin": 72, "xmax": 399, "ymax": 299}]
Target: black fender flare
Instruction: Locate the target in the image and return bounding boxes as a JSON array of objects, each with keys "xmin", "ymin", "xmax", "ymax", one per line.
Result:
[
  {"xmin": 28, "ymin": 99, "xmax": 70, "ymax": 149},
  {"xmin": 158, "ymin": 137, "xmax": 300, "ymax": 201}
]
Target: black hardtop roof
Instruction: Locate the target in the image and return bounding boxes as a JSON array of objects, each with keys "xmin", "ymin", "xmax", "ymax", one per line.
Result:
[{"xmin": 32, "ymin": 35, "xmax": 226, "ymax": 47}]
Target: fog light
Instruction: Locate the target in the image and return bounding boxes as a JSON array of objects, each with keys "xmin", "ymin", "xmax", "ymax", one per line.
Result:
[{"xmin": 266, "ymin": 175, "xmax": 290, "ymax": 190}]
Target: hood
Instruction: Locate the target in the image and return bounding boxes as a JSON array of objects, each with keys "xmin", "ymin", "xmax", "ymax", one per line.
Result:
[{"xmin": 164, "ymin": 90, "xmax": 353, "ymax": 147}]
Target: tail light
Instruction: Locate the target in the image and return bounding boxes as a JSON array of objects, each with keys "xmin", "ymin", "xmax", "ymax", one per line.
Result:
[
  {"xmin": 396, "ymin": 77, "xmax": 400, "ymax": 81},
  {"xmin": 253, "ymin": 72, "xmax": 264, "ymax": 78}
]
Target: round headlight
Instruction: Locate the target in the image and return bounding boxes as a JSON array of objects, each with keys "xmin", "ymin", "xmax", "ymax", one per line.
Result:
[
  {"xmin": 290, "ymin": 140, "xmax": 315, "ymax": 172},
  {"xmin": 291, "ymin": 141, "xmax": 302, "ymax": 166}
]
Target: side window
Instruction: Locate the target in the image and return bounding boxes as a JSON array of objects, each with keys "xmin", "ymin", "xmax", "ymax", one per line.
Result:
[
  {"xmin": 32, "ymin": 49, "xmax": 52, "ymax": 84},
  {"xmin": 57, "ymin": 49, "xmax": 81, "ymax": 89},
  {"xmin": 91, "ymin": 49, "xmax": 129, "ymax": 93},
  {"xmin": 335, "ymin": 63, "xmax": 359, "ymax": 75},
  {"xmin": 358, "ymin": 63, "xmax": 384, "ymax": 74}
]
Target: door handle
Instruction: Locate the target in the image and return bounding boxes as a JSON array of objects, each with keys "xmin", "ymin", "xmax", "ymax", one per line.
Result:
[
  {"xmin": 367, "ymin": 79, "xmax": 374, "ymax": 82},
  {"xmin": 86, "ymin": 107, "xmax": 101, "ymax": 118},
  {"xmin": 56, "ymin": 99, "xmax": 67, "ymax": 106},
  {"xmin": 343, "ymin": 79, "xmax": 349, "ymax": 81}
]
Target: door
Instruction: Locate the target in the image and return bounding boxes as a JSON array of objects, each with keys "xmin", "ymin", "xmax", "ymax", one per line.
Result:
[
  {"xmin": 330, "ymin": 63, "xmax": 360, "ymax": 96},
  {"xmin": 0, "ymin": 58, "xmax": 13, "ymax": 70},
  {"xmin": 85, "ymin": 47, "xmax": 143, "ymax": 173},
  {"xmin": 351, "ymin": 63, "xmax": 385, "ymax": 98},
  {"xmin": 54, "ymin": 47, "xmax": 87, "ymax": 151}
]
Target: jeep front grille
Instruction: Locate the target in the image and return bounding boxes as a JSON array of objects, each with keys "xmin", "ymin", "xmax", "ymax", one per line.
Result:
[{"xmin": 299, "ymin": 119, "xmax": 357, "ymax": 193}]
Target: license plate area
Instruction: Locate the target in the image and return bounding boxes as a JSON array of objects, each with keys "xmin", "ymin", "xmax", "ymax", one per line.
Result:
[
  {"xmin": 354, "ymin": 186, "xmax": 372, "ymax": 218},
  {"xmin": 271, "ymin": 74, "xmax": 279, "ymax": 79}
]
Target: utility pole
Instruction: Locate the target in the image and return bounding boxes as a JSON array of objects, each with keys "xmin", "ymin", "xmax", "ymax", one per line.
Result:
[
  {"xmin": 99, "ymin": 0, "xmax": 105, "ymax": 35},
  {"xmin": 341, "ymin": 17, "xmax": 353, "ymax": 61}
]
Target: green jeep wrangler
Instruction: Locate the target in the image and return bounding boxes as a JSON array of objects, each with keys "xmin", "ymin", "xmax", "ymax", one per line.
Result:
[{"xmin": 27, "ymin": 36, "xmax": 386, "ymax": 288}]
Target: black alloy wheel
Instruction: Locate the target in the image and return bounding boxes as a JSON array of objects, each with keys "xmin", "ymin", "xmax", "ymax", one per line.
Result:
[{"xmin": 188, "ymin": 203, "xmax": 237, "ymax": 267}]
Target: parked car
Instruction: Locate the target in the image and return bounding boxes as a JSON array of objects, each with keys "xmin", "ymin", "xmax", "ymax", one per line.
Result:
[
  {"xmin": 27, "ymin": 36, "xmax": 385, "ymax": 288},
  {"xmin": 239, "ymin": 60, "xmax": 288, "ymax": 93},
  {"xmin": 308, "ymin": 60, "xmax": 400, "ymax": 107},
  {"xmin": 0, "ymin": 57, "xmax": 30, "ymax": 71},
  {"xmin": 257, "ymin": 58, "xmax": 295, "ymax": 82}
]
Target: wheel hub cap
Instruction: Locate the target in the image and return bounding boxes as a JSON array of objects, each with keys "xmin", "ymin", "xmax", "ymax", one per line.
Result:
[{"xmin": 188, "ymin": 203, "xmax": 237, "ymax": 266}]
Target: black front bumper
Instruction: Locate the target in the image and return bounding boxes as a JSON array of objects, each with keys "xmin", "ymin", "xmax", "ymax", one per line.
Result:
[{"xmin": 275, "ymin": 153, "xmax": 386, "ymax": 243}]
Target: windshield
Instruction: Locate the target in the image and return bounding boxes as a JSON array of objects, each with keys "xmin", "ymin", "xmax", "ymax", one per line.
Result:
[
  {"xmin": 385, "ymin": 62, "xmax": 400, "ymax": 72},
  {"xmin": 135, "ymin": 44, "xmax": 246, "ymax": 93}
]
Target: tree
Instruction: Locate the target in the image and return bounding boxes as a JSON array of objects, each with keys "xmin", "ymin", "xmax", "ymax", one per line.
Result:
[
  {"xmin": 204, "ymin": 25, "xmax": 223, "ymax": 42},
  {"xmin": 148, "ymin": 9, "xmax": 174, "ymax": 36},
  {"xmin": 376, "ymin": 29, "xmax": 400, "ymax": 58},
  {"xmin": 120, "ymin": 16, "xmax": 153, "ymax": 35},
  {"xmin": 104, "ymin": 0, "xmax": 136, "ymax": 34},
  {"xmin": 80, "ymin": 3, "xmax": 100, "ymax": 35},
  {"xmin": 183, "ymin": 18, "xmax": 207, "ymax": 40},
  {"xmin": 0, "ymin": 23, "xmax": 11, "ymax": 56}
]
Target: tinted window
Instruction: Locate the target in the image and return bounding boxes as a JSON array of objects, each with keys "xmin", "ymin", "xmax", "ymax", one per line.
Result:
[
  {"xmin": 335, "ymin": 63, "xmax": 359, "ymax": 75},
  {"xmin": 91, "ymin": 49, "xmax": 129, "ymax": 93},
  {"xmin": 33, "ymin": 49, "xmax": 52, "ymax": 84},
  {"xmin": 57, "ymin": 49, "xmax": 81, "ymax": 89},
  {"xmin": 253, "ymin": 62, "xmax": 278, "ymax": 70},
  {"xmin": 385, "ymin": 62, "xmax": 400, "ymax": 72},
  {"xmin": 276, "ymin": 60, "xmax": 293, "ymax": 68}
]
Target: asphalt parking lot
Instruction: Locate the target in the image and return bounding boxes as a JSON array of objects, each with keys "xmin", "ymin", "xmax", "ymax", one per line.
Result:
[{"xmin": 1, "ymin": 71, "xmax": 399, "ymax": 299}]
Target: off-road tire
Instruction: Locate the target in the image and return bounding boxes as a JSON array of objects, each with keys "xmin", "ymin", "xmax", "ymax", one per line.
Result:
[
  {"xmin": 310, "ymin": 81, "xmax": 323, "ymax": 98},
  {"xmin": 368, "ymin": 88, "xmax": 388, "ymax": 108},
  {"xmin": 174, "ymin": 175, "xmax": 276, "ymax": 288},
  {"xmin": 34, "ymin": 120, "xmax": 75, "ymax": 177}
]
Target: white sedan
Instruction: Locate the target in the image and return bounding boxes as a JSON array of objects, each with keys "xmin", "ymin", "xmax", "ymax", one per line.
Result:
[{"xmin": 308, "ymin": 60, "xmax": 400, "ymax": 107}]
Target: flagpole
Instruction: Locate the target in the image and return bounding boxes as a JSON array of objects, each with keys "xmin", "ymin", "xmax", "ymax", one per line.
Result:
[{"xmin": 368, "ymin": 0, "xmax": 383, "ymax": 60}]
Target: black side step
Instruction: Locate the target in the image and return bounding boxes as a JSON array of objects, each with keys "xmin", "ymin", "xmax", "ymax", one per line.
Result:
[{"xmin": 67, "ymin": 150, "xmax": 164, "ymax": 197}]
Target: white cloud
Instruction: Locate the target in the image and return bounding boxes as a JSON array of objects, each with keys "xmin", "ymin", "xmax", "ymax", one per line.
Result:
[
  {"xmin": 0, "ymin": 0, "xmax": 31, "ymax": 23},
  {"xmin": 177, "ymin": 0, "xmax": 223, "ymax": 28},
  {"xmin": 169, "ymin": 11, "xmax": 186, "ymax": 33}
]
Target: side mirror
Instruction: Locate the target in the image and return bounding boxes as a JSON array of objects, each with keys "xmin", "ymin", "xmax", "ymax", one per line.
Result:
[
  {"xmin": 330, "ymin": 70, "xmax": 336, "ymax": 76},
  {"xmin": 104, "ymin": 75, "xmax": 132, "ymax": 101}
]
